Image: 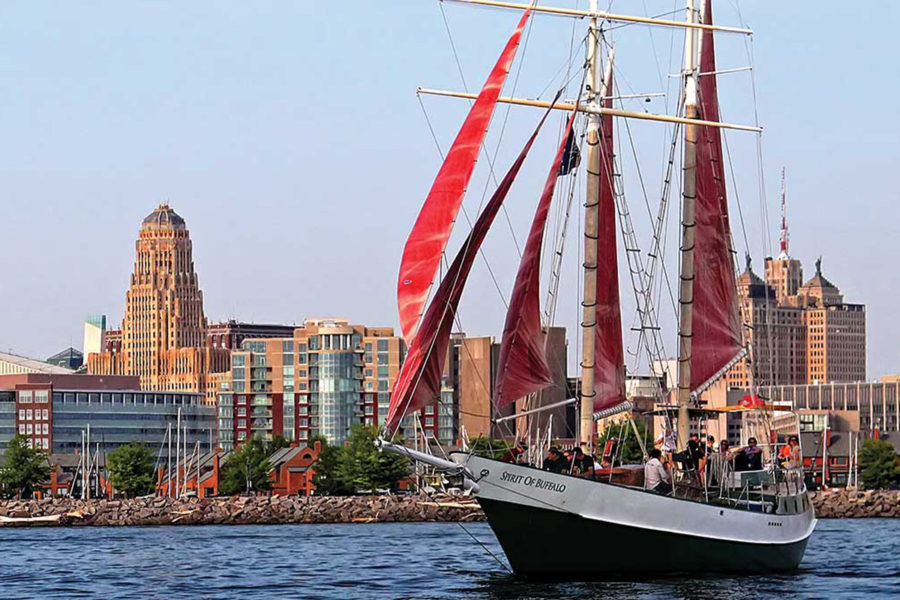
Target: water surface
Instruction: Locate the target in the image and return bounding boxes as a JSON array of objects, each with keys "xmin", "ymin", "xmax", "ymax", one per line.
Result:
[{"xmin": 1, "ymin": 519, "xmax": 897, "ymax": 599}]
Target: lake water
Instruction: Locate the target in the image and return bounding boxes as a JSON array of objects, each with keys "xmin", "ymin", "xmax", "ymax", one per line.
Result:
[{"xmin": 0, "ymin": 519, "xmax": 897, "ymax": 599}]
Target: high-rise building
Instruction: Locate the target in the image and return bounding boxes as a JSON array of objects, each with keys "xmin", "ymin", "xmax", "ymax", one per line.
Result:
[
  {"xmin": 88, "ymin": 204, "xmax": 229, "ymax": 395},
  {"xmin": 83, "ymin": 315, "xmax": 107, "ymax": 357},
  {"xmin": 727, "ymin": 255, "xmax": 865, "ymax": 387},
  {"xmin": 216, "ymin": 318, "xmax": 405, "ymax": 449}
]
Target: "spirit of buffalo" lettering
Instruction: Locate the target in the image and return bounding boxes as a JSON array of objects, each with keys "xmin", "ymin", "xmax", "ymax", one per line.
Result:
[{"xmin": 500, "ymin": 471, "xmax": 567, "ymax": 493}]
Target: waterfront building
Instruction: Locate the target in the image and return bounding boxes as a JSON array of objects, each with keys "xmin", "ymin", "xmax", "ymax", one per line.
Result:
[
  {"xmin": 0, "ymin": 373, "xmax": 215, "ymax": 457},
  {"xmin": 0, "ymin": 351, "xmax": 74, "ymax": 376},
  {"xmin": 88, "ymin": 204, "xmax": 229, "ymax": 395},
  {"xmin": 441, "ymin": 329, "xmax": 571, "ymax": 444},
  {"xmin": 216, "ymin": 318, "xmax": 405, "ymax": 450}
]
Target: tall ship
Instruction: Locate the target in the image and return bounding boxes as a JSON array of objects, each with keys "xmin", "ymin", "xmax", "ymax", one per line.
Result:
[{"xmin": 378, "ymin": 0, "xmax": 816, "ymax": 576}]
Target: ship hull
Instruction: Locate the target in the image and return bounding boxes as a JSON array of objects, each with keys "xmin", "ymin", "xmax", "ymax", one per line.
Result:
[
  {"xmin": 456, "ymin": 454, "xmax": 816, "ymax": 578},
  {"xmin": 478, "ymin": 496, "xmax": 809, "ymax": 577}
]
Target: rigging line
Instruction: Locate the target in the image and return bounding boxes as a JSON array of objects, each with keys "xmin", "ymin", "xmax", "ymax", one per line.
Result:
[
  {"xmin": 457, "ymin": 520, "xmax": 512, "ymax": 573},
  {"xmin": 602, "ymin": 8, "xmax": 683, "ymax": 33}
]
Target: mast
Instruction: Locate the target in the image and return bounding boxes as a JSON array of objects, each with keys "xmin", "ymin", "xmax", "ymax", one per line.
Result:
[
  {"xmin": 579, "ymin": 0, "xmax": 602, "ymax": 448},
  {"xmin": 676, "ymin": 0, "xmax": 699, "ymax": 451}
]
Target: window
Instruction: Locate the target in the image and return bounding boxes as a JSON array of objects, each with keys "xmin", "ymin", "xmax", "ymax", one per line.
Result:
[
  {"xmin": 19, "ymin": 390, "xmax": 33, "ymax": 403},
  {"xmin": 35, "ymin": 390, "xmax": 49, "ymax": 403},
  {"xmin": 42, "ymin": 409, "xmax": 49, "ymax": 420},
  {"xmin": 18, "ymin": 410, "xmax": 24, "ymax": 420},
  {"xmin": 237, "ymin": 407, "xmax": 247, "ymax": 417},
  {"xmin": 233, "ymin": 354, "xmax": 247, "ymax": 367},
  {"xmin": 237, "ymin": 419, "xmax": 247, "ymax": 428},
  {"xmin": 42, "ymin": 423, "xmax": 48, "ymax": 435},
  {"xmin": 282, "ymin": 340, "xmax": 294, "ymax": 353},
  {"xmin": 26, "ymin": 424, "xmax": 33, "ymax": 434},
  {"xmin": 26, "ymin": 409, "xmax": 33, "ymax": 420},
  {"xmin": 238, "ymin": 431, "xmax": 247, "ymax": 441},
  {"xmin": 42, "ymin": 438, "xmax": 49, "ymax": 449},
  {"xmin": 18, "ymin": 425, "xmax": 25, "ymax": 435}
]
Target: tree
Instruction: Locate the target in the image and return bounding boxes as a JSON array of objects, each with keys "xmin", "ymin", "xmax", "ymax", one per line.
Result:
[
  {"xmin": 468, "ymin": 437, "xmax": 512, "ymax": 459},
  {"xmin": 310, "ymin": 435, "xmax": 353, "ymax": 496},
  {"xmin": 859, "ymin": 438, "xmax": 900, "ymax": 490},
  {"xmin": 0, "ymin": 434, "xmax": 51, "ymax": 499},
  {"xmin": 597, "ymin": 418, "xmax": 649, "ymax": 464},
  {"xmin": 107, "ymin": 441, "xmax": 155, "ymax": 498},
  {"xmin": 219, "ymin": 436, "xmax": 276, "ymax": 495},
  {"xmin": 337, "ymin": 424, "xmax": 409, "ymax": 493}
]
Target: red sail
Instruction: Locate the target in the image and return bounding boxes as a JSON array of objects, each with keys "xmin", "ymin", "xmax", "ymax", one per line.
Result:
[
  {"xmin": 386, "ymin": 114, "xmax": 549, "ymax": 433},
  {"xmin": 397, "ymin": 9, "xmax": 531, "ymax": 341},
  {"xmin": 690, "ymin": 0, "xmax": 743, "ymax": 390},
  {"xmin": 593, "ymin": 82, "xmax": 626, "ymax": 411},
  {"xmin": 494, "ymin": 111, "xmax": 577, "ymax": 407}
]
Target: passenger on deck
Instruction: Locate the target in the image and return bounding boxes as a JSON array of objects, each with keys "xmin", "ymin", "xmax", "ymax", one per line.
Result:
[
  {"xmin": 736, "ymin": 437, "xmax": 764, "ymax": 471},
  {"xmin": 543, "ymin": 447, "xmax": 565, "ymax": 473},
  {"xmin": 687, "ymin": 433, "xmax": 706, "ymax": 484},
  {"xmin": 501, "ymin": 441, "xmax": 526, "ymax": 464},
  {"xmin": 601, "ymin": 436, "xmax": 619, "ymax": 468},
  {"xmin": 778, "ymin": 436, "xmax": 801, "ymax": 470},
  {"xmin": 644, "ymin": 449, "xmax": 672, "ymax": 495},
  {"xmin": 573, "ymin": 447, "xmax": 594, "ymax": 477},
  {"xmin": 562, "ymin": 448, "xmax": 575, "ymax": 474},
  {"xmin": 655, "ymin": 427, "xmax": 677, "ymax": 458}
]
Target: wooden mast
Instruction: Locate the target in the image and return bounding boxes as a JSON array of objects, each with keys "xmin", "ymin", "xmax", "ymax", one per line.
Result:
[{"xmin": 676, "ymin": 0, "xmax": 699, "ymax": 451}]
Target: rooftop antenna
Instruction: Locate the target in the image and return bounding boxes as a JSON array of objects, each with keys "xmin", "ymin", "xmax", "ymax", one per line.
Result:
[{"xmin": 779, "ymin": 167, "xmax": 789, "ymax": 258}]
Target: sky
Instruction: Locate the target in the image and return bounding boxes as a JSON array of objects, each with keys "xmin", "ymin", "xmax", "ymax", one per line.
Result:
[{"xmin": 1, "ymin": 1, "xmax": 898, "ymax": 379}]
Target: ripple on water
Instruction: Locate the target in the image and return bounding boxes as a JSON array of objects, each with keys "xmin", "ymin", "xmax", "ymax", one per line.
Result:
[{"xmin": 0, "ymin": 520, "xmax": 898, "ymax": 599}]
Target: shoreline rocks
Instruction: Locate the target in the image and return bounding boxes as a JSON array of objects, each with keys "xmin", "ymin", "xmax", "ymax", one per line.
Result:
[
  {"xmin": 0, "ymin": 494, "xmax": 486, "ymax": 527},
  {"xmin": 810, "ymin": 489, "xmax": 900, "ymax": 518},
  {"xmin": 2, "ymin": 488, "xmax": 896, "ymax": 527}
]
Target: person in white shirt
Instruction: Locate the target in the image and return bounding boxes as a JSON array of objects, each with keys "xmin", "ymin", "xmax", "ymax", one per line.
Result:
[
  {"xmin": 644, "ymin": 449, "xmax": 672, "ymax": 495},
  {"xmin": 655, "ymin": 427, "xmax": 677, "ymax": 454}
]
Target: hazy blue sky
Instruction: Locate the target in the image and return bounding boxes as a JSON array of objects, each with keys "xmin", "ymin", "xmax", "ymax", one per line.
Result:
[{"xmin": 2, "ymin": 1, "xmax": 898, "ymax": 378}]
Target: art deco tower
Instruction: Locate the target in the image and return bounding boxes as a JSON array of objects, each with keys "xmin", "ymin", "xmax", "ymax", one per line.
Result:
[{"xmin": 89, "ymin": 204, "xmax": 227, "ymax": 393}]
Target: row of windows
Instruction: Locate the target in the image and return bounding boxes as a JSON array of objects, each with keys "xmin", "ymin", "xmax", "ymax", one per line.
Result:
[
  {"xmin": 18, "ymin": 409, "xmax": 49, "ymax": 421},
  {"xmin": 18, "ymin": 423, "xmax": 49, "ymax": 435}
]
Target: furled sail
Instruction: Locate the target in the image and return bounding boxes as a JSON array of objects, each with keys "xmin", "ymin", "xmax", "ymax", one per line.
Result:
[
  {"xmin": 494, "ymin": 110, "xmax": 577, "ymax": 407},
  {"xmin": 396, "ymin": 9, "xmax": 532, "ymax": 342},
  {"xmin": 689, "ymin": 0, "xmax": 743, "ymax": 391},
  {"xmin": 386, "ymin": 112, "xmax": 550, "ymax": 433},
  {"xmin": 592, "ymin": 80, "xmax": 626, "ymax": 411}
]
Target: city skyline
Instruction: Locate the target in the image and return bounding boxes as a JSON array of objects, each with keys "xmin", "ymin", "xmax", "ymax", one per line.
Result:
[{"xmin": 2, "ymin": 1, "xmax": 898, "ymax": 378}]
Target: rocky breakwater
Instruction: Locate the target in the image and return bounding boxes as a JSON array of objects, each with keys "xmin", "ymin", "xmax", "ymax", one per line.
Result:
[
  {"xmin": 0, "ymin": 494, "xmax": 485, "ymax": 527},
  {"xmin": 810, "ymin": 489, "xmax": 900, "ymax": 518}
]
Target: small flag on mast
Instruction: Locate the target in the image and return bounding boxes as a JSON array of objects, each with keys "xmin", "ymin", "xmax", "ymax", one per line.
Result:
[{"xmin": 557, "ymin": 128, "xmax": 580, "ymax": 176}]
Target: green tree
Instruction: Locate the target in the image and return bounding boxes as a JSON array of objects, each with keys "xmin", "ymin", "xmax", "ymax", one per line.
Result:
[
  {"xmin": 107, "ymin": 441, "xmax": 155, "ymax": 497},
  {"xmin": 597, "ymin": 418, "xmax": 649, "ymax": 464},
  {"xmin": 468, "ymin": 437, "xmax": 512, "ymax": 459},
  {"xmin": 337, "ymin": 425, "xmax": 409, "ymax": 493},
  {"xmin": 859, "ymin": 438, "xmax": 900, "ymax": 490},
  {"xmin": 219, "ymin": 436, "xmax": 276, "ymax": 495},
  {"xmin": 310, "ymin": 435, "xmax": 353, "ymax": 496},
  {"xmin": 0, "ymin": 434, "xmax": 51, "ymax": 499}
]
